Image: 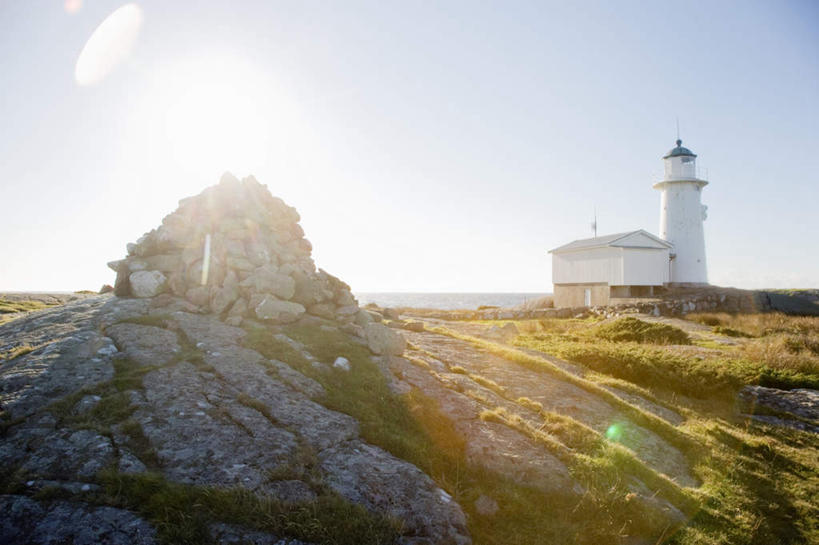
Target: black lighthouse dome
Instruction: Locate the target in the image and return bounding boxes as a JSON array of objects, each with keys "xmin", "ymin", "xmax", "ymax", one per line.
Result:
[{"xmin": 663, "ymin": 139, "xmax": 697, "ymax": 159}]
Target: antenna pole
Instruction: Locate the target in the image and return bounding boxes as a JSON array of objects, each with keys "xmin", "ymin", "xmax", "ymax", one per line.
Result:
[
  {"xmin": 676, "ymin": 117, "xmax": 680, "ymax": 141},
  {"xmin": 592, "ymin": 206, "xmax": 598, "ymax": 238}
]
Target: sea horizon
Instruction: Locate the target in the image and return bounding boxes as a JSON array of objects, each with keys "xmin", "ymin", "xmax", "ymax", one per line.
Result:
[{"xmin": 354, "ymin": 292, "xmax": 552, "ymax": 310}]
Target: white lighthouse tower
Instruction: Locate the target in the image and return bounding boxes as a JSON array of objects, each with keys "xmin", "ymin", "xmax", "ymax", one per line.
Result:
[{"xmin": 653, "ymin": 139, "xmax": 709, "ymax": 285}]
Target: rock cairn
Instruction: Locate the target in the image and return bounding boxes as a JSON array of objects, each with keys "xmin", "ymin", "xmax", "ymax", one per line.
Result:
[{"xmin": 108, "ymin": 173, "xmax": 368, "ymax": 331}]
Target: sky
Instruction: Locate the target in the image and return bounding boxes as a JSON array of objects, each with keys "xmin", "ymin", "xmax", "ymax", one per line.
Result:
[{"xmin": 1, "ymin": 0, "xmax": 817, "ymax": 292}]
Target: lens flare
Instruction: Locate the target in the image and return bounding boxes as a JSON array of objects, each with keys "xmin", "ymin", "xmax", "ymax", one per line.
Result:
[
  {"xmin": 605, "ymin": 423, "xmax": 622, "ymax": 442},
  {"xmin": 65, "ymin": 0, "xmax": 82, "ymax": 14},
  {"xmin": 74, "ymin": 3, "xmax": 143, "ymax": 86}
]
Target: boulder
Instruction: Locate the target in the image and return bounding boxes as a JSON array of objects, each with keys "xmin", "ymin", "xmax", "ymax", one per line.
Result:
[
  {"xmin": 307, "ymin": 303, "xmax": 336, "ymax": 320},
  {"xmin": 242, "ymin": 266, "xmax": 296, "ymax": 300},
  {"xmin": 365, "ymin": 323, "xmax": 406, "ymax": 356},
  {"xmin": 383, "ymin": 308, "xmax": 401, "ymax": 320},
  {"xmin": 128, "ymin": 270, "xmax": 167, "ymax": 298},
  {"xmin": 254, "ymin": 297, "xmax": 306, "ymax": 323}
]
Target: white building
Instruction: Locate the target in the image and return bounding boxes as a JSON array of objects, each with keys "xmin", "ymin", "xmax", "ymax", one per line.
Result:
[
  {"xmin": 654, "ymin": 139, "xmax": 709, "ymax": 285},
  {"xmin": 549, "ymin": 139, "xmax": 709, "ymax": 307}
]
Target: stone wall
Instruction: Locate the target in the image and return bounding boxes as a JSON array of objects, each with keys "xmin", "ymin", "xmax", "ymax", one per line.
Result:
[{"xmin": 405, "ymin": 287, "xmax": 818, "ymax": 321}]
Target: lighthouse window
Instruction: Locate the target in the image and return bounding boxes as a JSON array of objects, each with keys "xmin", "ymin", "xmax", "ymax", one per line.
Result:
[{"xmin": 681, "ymin": 156, "xmax": 693, "ymax": 163}]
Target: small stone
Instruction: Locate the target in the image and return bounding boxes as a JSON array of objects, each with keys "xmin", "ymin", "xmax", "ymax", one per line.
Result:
[
  {"xmin": 403, "ymin": 321, "xmax": 425, "ymax": 332},
  {"xmin": 333, "ymin": 357, "xmax": 351, "ymax": 371},
  {"xmin": 474, "ymin": 494, "xmax": 499, "ymax": 516}
]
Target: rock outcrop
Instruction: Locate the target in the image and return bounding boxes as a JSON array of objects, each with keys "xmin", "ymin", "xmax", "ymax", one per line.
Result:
[{"xmin": 0, "ymin": 295, "xmax": 466, "ymax": 544}]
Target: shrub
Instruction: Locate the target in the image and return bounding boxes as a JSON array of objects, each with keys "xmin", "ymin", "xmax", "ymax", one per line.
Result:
[
  {"xmin": 713, "ymin": 326, "xmax": 753, "ymax": 338},
  {"xmin": 592, "ymin": 317, "xmax": 691, "ymax": 345}
]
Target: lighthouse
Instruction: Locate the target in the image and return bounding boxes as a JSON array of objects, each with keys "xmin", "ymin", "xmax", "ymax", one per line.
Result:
[{"xmin": 653, "ymin": 139, "xmax": 709, "ymax": 285}]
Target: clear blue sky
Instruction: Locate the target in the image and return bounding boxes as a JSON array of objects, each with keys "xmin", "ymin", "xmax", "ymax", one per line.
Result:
[{"xmin": 1, "ymin": 0, "xmax": 817, "ymax": 292}]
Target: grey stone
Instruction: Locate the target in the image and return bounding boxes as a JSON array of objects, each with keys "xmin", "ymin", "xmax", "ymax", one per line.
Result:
[
  {"xmin": 365, "ymin": 323, "xmax": 406, "ymax": 356},
  {"xmin": 333, "ymin": 357, "xmax": 351, "ymax": 371},
  {"xmin": 255, "ymin": 297, "xmax": 305, "ymax": 323},
  {"xmin": 320, "ymin": 440, "xmax": 470, "ymax": 545},
  {"xmin": 106, "ymin": 323, "xmax": 180, "ymax": 367},
  {"xmin": 306, "ymin": 302, "xmax": 335, "ymax": 320},
  {"xmin": 129, "ymin": 270, "xmax": 167, "ymax": 298},
  {"xmin": 0, "ymin": 495, "xmax": 157, "ymax": 545}
]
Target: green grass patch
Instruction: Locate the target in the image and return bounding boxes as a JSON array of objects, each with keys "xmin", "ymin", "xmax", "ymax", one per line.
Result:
[
  {"xmin": 593, "ymin": 317, "xmax": 691, "ymax": 345},
  {"xmin": 45, "ymin": 357, "xmax": 156, "ymax": 437},
  {"xmin": 0, "ymin": 298, "xmax": 55, "ymax": 315},
  {"xmin": 97, "ymin": 471, "xmax": 400, "ymax": 545},
  {"xmin": 667, "ymin": 420, "xmax": 819, "ymax": 545},
  {"xmin": 513, "ymin": 332, "xmax": 819, "ymax": 397},
  {"xmin": 117, "ymin": 313, "xmax": 174, "ymax": 328},
  {"xmin": 0, "ymin": 343, "xmax": 37, "ymax": 362},
  {"xmin": 713, "ymin": 325, "xmax": 753, "ymax": 338}
]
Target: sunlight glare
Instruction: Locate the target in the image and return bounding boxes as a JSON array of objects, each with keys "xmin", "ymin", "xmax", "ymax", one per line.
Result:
[
  {"xmin": 65, "ymin": 0, "xmax": 83, "ymax": 14},
  {"xmin": 75, "ymin": 3, "xmax": 143, "ymax": 86},
  {"xmin": 155, "ymin": 56, "xmax": 281, "ymax": 176}
]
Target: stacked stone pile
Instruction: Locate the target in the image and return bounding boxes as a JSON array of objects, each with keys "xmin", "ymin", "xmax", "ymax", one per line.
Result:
[{"xmin": 107, "ymin": 173, "xmax": 390, "ymax": 344}]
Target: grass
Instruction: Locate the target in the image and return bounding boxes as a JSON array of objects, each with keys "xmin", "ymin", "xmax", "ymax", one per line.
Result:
[
  {"xmin": 0, "ymin": 299, "xmax": 55, "ymax": 314},
  {"xmin": 44, "ymin": 356, "xmax": 159, "ymax": 439},
  {"xmin": 713, "ymin": 325, "xmax": 753, "ymax": 338},
  {"xmin": 666, "ymin": 420, "xmax": 819, "ymax": 545},
  {"xmin": 488, "ymin": 315, "xmax": 818, "ymax": 394},
  {"xmin": 0, "ymin": 343, "xmax": 37, "ymax": 362},
  {"xmin": 690, "ymin": 312, "xmax": 819, "ymax": 377},
  {"xmin": 416, "ymin": 342, "xmax": 697, "ymax": 513},
  {"xmin": 96, "ymin": 471, "xmax": 401, "ymax": 545},
  {"xmin": 0, "ymin": 298, "xmax": 58, "ymax": 325},
  {"xmin": 245, "ymin": 322, "xmax": 690, "ymax": 543},
  {"xmin": 430, "ymin": 325, "xmax": 696, "ymax": 452},
  {"xmin": 592, "ymin": 317, "xmax": 691, "ymax": 345},
  {"xmin": 512, "ymin": 331, "xmax": 819, "ymax": 397},
  {"xmin": 433, "ymin": 322, "xmax": 819, "ymax": 544}
]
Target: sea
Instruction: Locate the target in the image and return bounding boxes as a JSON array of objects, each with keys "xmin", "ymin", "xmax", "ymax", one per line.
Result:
[{"xmin": 354, "ymin": 293, "xmax": 551, "ymax": 310}]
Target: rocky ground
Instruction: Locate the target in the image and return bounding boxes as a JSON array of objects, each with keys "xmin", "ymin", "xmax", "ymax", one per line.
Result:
[
  {"xmin": 0, "ymin": 295, "xmax": 466, "ymax": 544},
  {"xmin": 3, "ymin": 294, "xmax": 818, "ymax": 543}
]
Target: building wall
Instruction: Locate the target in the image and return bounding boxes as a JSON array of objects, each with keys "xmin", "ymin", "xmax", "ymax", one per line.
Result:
[
  {"xmin": 621, "ymin": 247, "xmax": 670, "ymax": 285},
  {"xmin": 656, "ymin": 180, "xmax": 708, "ymax": 284},
  {"xmin": 552, "ymin": 247, "xmax": 623, "ymax": 285},
  {"xmin": 554, "ymin": 283, "xmax": 610, "ymax": 308}
]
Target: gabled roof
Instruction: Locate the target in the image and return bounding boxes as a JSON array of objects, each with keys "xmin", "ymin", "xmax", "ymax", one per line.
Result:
[{"xmin": 549, "ymin": 229, "xmax": 673, "ymax": 253}]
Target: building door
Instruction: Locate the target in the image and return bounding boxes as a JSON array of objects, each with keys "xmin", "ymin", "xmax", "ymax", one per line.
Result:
[{"xmin": 584, "ymin": 288, "xmax": 591, "ymax": 306}]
